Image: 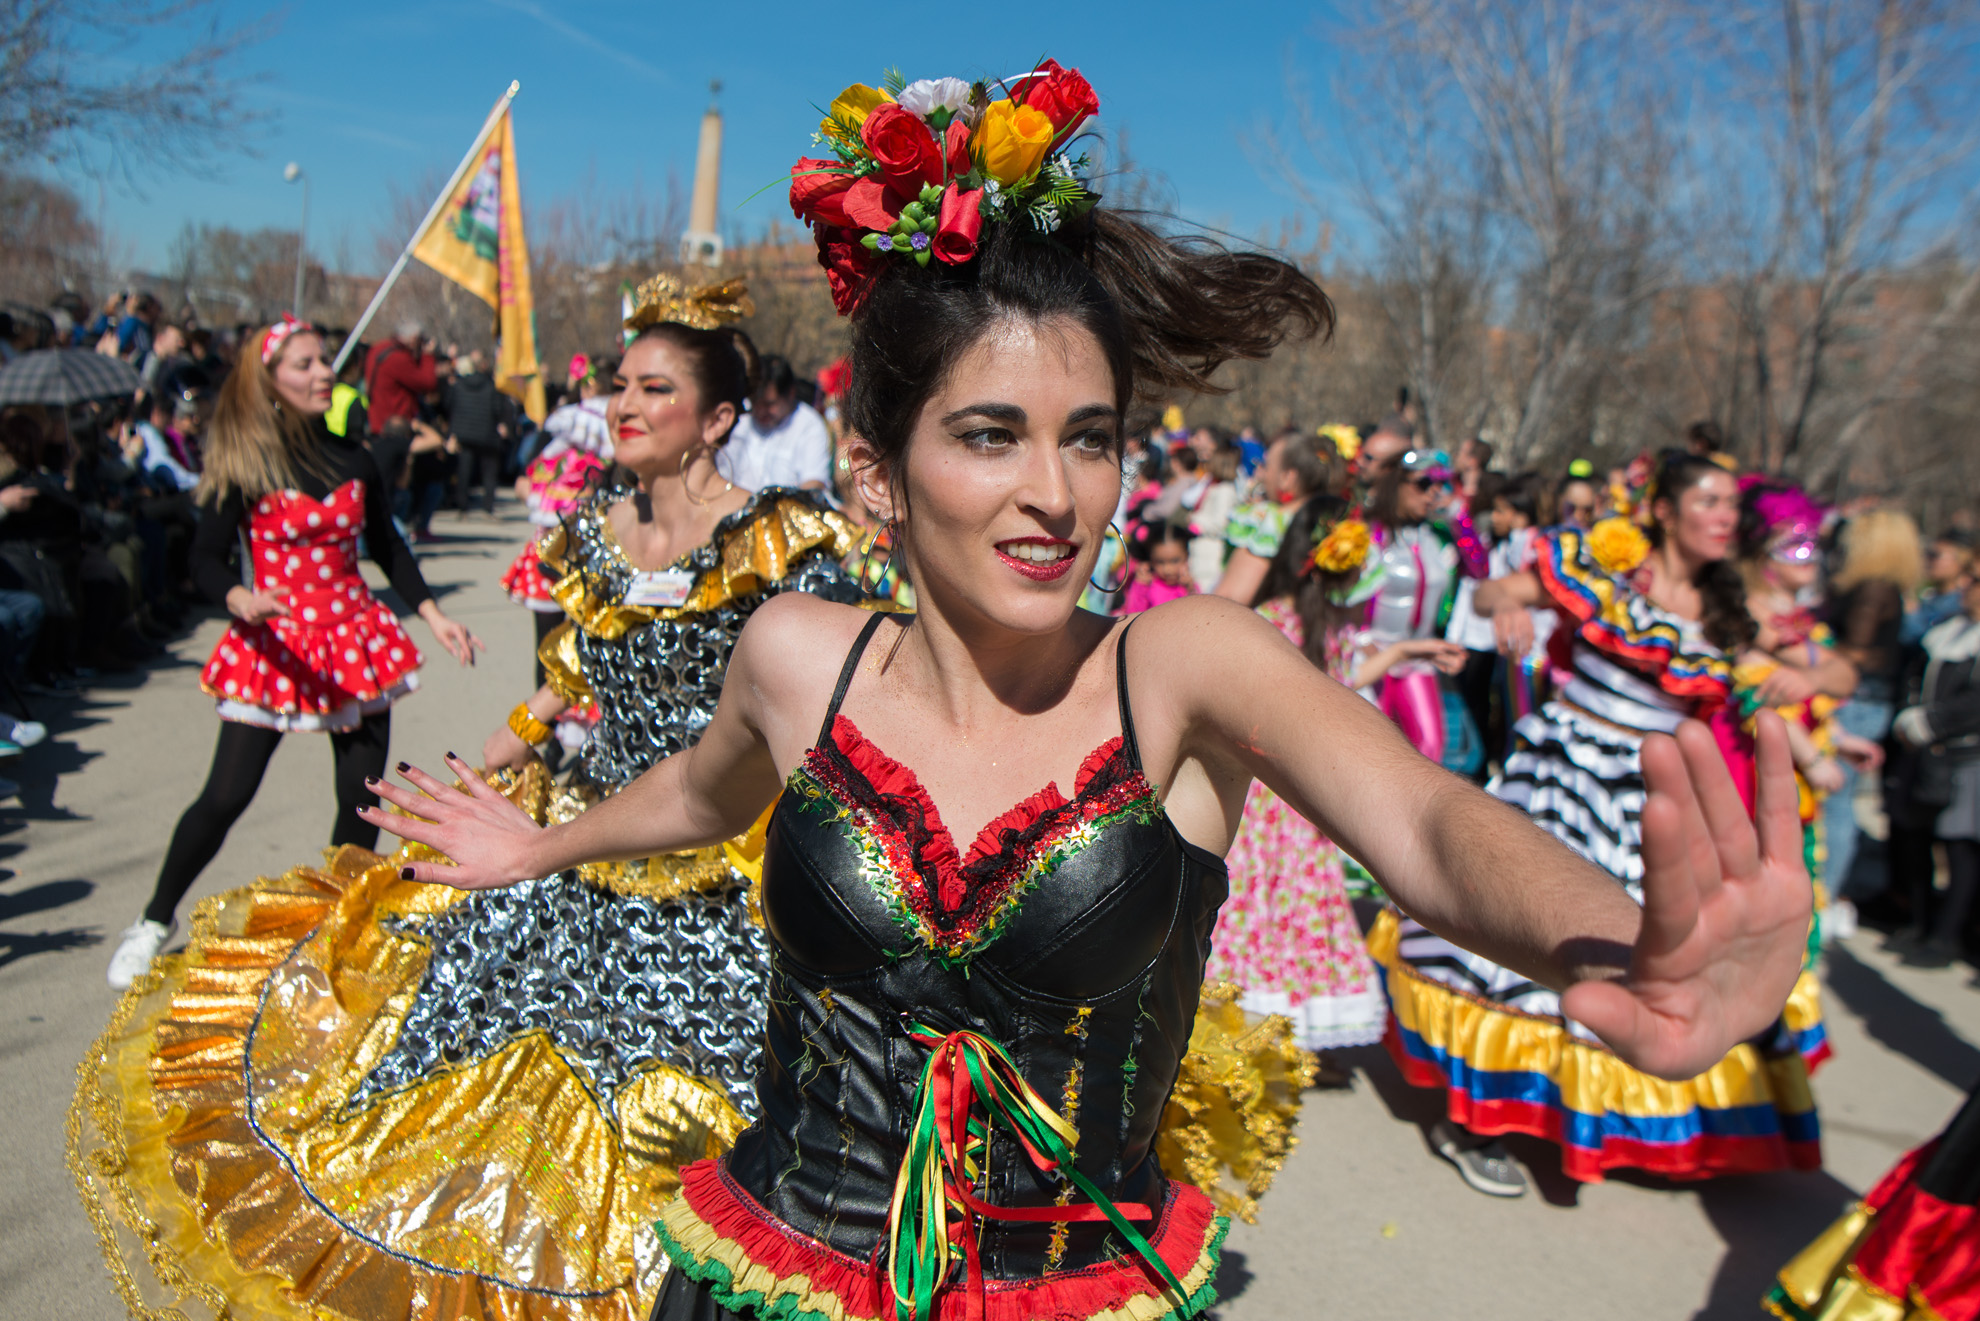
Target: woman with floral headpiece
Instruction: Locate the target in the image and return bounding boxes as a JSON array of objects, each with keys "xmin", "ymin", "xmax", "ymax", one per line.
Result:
[
  {"xmin": 1734, "ymin": 476, "xmax": 1875, "ymax": 950},
  {"xmin": 1370, "ymin": 450, "xmax": 1831, "ymax": 1200},
  {"xmin": 1208, "ymin": 493, "xmax": 1463, "ymax": 1068},
  {"xmin": 102, "ymin": 317, "xmax": 483, "ymax": 992},
  {"xmin": 361, "ymin": 68, "xmax": 1811, "ymax": 1321},
  {"xmin": 71, "ymin": 284, "xmax": 876, "ymax": 1321}
]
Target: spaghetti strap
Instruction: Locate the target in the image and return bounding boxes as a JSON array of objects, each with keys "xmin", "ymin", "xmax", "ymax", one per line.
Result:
[
  {"xmin": 818, "ymin": 611, "xmax": 894, "ymax": 745},
  {"xmin": 1114, "ymin": 618, "xmax": 1144, "ymax": 772}
]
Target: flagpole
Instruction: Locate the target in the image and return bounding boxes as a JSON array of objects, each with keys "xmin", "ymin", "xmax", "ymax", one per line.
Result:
[{"xmin": 332, "ymin": 80, "xmax": 521, "ymax": 374}]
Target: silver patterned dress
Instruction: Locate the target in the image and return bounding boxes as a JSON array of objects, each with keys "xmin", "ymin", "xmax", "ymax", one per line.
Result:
[
  {"xmin": 359, "ymin": 485, "xmax": 866, "ymax": 1119},
  {"xmin": 69, "ymin": 485, "xmax": 870, "ymax": 1321}
]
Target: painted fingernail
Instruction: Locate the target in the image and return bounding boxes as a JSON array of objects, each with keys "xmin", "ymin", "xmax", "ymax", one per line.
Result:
[
  {"xmin": 396, "ymin": 761, "xmax": 410, "ymax": 773},
  {"xmin": 363, "ymin": 776, "xmax": 378, "ymax": 787},
  {"xmin": 446, "ymin": 751, "xmax": 459, "ymax": 761},
  {"xmin": 399, "ymin": 867, "xmax": 415, "ymax": 880}
]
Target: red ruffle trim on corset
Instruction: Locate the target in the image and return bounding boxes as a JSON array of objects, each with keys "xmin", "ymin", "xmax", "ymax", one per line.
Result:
[
  {"xmin": 501, "ymin": 538, "xmax": 557, "ymax": 606},
  {"xmin": 200, "ymin": 592, "xmax": 422, "ymax": 729},
  {"xmin": 1852, "ymin": 1139, "xmax": 1980, "ymax": 1320},
  {"xmin": 656, "ymin": 1159, "xmax": 1225, "ymax": 1321}
]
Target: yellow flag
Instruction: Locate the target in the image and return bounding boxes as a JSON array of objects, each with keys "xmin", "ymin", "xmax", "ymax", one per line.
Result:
[{"xmin": 412, "ymin": 104, "xmax": 546, "ymax": 421}]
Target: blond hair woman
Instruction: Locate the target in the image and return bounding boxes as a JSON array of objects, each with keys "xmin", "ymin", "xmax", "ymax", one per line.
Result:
[
  {"xmin": 105, "ymin": 317, "xmax": 481, "ymax": 988},
  {"xmin": 1822, "ymin": 505, "xmax": 1926, "ymax": 918}
]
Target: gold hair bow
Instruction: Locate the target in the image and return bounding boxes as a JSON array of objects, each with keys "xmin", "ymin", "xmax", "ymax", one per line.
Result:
[{"xmin": 623, "ymin": 273, "xmax": 755, "ymax": 332}]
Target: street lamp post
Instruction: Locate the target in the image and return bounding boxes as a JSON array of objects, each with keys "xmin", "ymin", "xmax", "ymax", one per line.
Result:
[{"xmin": 284, "ymin": 162, "xmax": 310, "ymax": 318}]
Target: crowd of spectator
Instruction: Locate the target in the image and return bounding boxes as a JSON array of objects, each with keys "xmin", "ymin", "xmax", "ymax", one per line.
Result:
[
  {"xmin": 0, "ymin": 290, "xmax": 570, "ymax": 802},
  {"xmin": 1079, "ymin": 407, "xmax": 1980, "ymax": 965}
]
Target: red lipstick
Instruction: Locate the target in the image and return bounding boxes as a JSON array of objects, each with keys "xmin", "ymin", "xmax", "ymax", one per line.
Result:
[{"xmin": 994, "ymin": 537, "xmax": 1078, "ymax": 582}]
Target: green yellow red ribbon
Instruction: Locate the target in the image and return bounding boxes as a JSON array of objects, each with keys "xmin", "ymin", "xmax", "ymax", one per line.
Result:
[{"xmin": 885, "ymin": 1023, "xmax": 1187, "ymax": 1321}]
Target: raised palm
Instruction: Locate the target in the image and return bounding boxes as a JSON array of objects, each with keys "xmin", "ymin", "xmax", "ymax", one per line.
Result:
[{"xmin": 1560, "ymin": 713, "xmax": 1812, "ymax": 1081}]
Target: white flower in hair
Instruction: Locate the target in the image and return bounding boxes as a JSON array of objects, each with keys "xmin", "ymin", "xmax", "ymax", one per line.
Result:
[{"xmin": 897, "ymin": 77, "xmax": 971, "ymax": 120}]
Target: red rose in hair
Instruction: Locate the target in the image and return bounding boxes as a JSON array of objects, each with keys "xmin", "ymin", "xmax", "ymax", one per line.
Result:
[
  {"xmin": 789, "ymin": 158, "xmax": 855, "ymax": 228},
  {"xmin": 816, "ymin": 228, "xmax": 879, "ymax": 316},
  {"xmin": 933, "ymin": 185, "xmax": 983, "ymax": 265},
  {"xmin": 1019, "ymin": 60, "xmax": 1099, "ymax": 139},
  {"xmin": 842, "ymin": 176, "xmax": 908, "ymax": 231},
  {"xmin": 860, "ymin": 102, "xmax": 944, "ymax": 194},
  {"xmin": 944, "ymin": 118, "xmax": 971, "ymax": 180}
]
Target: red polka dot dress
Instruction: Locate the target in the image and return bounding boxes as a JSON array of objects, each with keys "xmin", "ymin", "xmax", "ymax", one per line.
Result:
[
  {"xmin": 501, "ymin": 438, "xmax": 610, "ymax": 613},
  {"xmin": 200, "ymin": 478, "xmax": 424, "ymax": 731}
]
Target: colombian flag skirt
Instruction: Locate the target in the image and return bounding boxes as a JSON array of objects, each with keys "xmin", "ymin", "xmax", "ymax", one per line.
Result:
[{"xmin": 1368, "ymin": 909, "xmax": 1825, "ymax": 1183}]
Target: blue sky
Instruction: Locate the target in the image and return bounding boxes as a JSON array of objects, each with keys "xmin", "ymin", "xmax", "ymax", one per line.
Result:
[{"xmin": 67, "ymin": 2, "xmax": 1354, "ymax": 275}]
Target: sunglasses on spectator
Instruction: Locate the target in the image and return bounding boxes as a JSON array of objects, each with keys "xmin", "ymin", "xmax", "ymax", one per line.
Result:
[{"xmin": 1410, "ymin": 475, "xmax": 1449, "ymax": 491}]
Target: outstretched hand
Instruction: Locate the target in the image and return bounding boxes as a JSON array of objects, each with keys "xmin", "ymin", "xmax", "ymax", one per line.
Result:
[
  {"xmin": 357, "ymin": 753, "xmax": 545, "ymax": 890},
  {"xmin": 1559, "ymin": 713, "xmax": 1811, "ymax": 1081}
]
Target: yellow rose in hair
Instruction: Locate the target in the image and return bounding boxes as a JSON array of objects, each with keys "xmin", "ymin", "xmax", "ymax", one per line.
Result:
[
  {"xmin": 821, "ymin": 84, "xmax": 893, "ymax": 143},
  {"xmin": 1310, "ymin": 518, "xmax": 1372, "ymax": 575},
  {"xmin": 974, "ymin": 99, "xmax": 1055, "ymax": 186},
  {"xmin": 1587, "ymin": 516, "xmax": 1651, "ymax": 577}
]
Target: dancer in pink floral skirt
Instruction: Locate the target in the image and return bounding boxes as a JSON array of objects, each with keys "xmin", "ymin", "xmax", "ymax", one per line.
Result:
[{"xmin": 1208, "ymin": 494, "xmax": 1464, "ymax": 1055}]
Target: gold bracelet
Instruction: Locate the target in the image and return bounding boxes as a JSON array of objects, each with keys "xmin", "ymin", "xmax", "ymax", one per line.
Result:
[{"xmin": 508, "ymin": 701, "xmax": 553, "ymax": 746}]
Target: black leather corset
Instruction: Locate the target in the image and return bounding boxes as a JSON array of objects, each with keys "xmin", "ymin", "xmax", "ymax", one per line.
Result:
[{"xmin": 723, "ymin": 619, "xmax": 1228, "ymax": 1281}]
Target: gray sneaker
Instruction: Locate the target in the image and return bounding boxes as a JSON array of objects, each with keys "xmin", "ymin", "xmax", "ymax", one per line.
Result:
[{"xmin": 1432, "ymin": 1120, "xmax": 1529, "ymax": 1197}]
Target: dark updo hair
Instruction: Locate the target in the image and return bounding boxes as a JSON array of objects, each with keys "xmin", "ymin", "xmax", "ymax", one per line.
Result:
[
  {"xmin": 1126, "ymin": 518, "xmax": 1192, "ymax": 562},
  {"xmin": 1255, "ymin": 492, "xmax": 1360, "ymax": 668},
  {"xmin": 844, "ymin": 212, "xmax": 1334, "ymax": 511},
  {"xmin": 1645, "ymin": 448, "xmax": 1755, "ymax": 652},
  {"xmin": 1495, "ymin": 471, "xmax": 1543, "ymax": 526},
  {"xmin": 627, "ymin": 323, "xmax": 759, "ymax": 446}
]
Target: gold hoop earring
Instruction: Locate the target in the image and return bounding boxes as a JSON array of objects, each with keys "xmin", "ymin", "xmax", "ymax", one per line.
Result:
[{"xmin": 680, "ymin": 442, "xmax": 732, "ymax": 507}]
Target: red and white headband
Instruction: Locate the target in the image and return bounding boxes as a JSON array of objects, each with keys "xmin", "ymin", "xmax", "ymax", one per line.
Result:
[{"xmin": 259, "ymin": 313, "xmax": 309, "ymax": 365}]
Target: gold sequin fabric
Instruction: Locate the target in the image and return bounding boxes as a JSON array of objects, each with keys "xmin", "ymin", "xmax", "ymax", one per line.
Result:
[{"xmin": 70, "ymin": 841, "xmax": 750, "ymax": 1321}]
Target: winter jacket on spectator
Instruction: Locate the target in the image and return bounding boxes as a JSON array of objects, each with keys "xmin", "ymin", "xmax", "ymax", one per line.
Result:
[{"xmin": 364, "ymin": 341, "xmax": 441, "ymax": 424}]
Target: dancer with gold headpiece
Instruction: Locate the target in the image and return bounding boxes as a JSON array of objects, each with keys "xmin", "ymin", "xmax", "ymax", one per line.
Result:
[{"xmin": 69, "ymin": 278, "xmax": 873, "ymax": 1321}]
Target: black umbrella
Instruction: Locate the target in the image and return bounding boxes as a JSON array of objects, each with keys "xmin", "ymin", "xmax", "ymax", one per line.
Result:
[{"xmin": 0, "ymin": 348, "xmax": 142, "ymax": 406}]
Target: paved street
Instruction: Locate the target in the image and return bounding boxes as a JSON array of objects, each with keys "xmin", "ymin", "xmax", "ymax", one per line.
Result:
[{"xmin": 1, "ymin": 500, "xmax": 1975, "ymax": 1320}]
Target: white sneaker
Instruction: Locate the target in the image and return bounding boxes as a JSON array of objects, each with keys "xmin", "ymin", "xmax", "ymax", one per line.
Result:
[
  {"xmin": 1825, "ymin": 899, "xmax": 1858, "ymax": 943},
  {"xmin": 2, "ymin": 718, "xmax": 46, "ymax": 747},
  {"xmin": 107, "ymin": 918, "xmax": 175, "ymax": 990}
]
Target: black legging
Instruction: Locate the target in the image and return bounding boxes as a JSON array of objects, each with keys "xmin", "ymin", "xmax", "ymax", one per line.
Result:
[
  {"xmin": 455, "ymin": 447, "xmax": 502, "ymax": 514},
  {"xmin": 1891, "ymin": 825, "xmax": 1980, "ymax": 952},
  {"xmin": 144, "ymin": 714, "xmax": 391, "ymax": 925}
]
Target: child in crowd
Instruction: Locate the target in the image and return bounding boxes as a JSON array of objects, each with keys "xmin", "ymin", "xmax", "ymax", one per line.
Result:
[{"xmin": 1120, "ymin": 522, "xmax": 1197, "ymax": 614}]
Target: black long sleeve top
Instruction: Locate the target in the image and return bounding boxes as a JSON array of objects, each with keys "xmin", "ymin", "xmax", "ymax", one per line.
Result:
[{"xmin": 192, "ymin": 420, "xmax": 433, "ymax": 611}]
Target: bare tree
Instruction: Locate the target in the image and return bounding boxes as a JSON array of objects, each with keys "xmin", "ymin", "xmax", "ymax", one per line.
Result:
[
  {"xmin": 0, "ymin": 0, "xmax": 273, "ymax": 174},
  {"xmin": 0, "ymin": 165, "xmax": 98, "ymax": 302},
  {"xmin": 1678, "ymin": 0, "xmax": 1980, "ymax": 481}
]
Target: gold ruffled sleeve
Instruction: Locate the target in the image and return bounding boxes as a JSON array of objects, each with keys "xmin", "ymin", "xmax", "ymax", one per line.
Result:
[
  {"xmin": 552, "ymin": 495, "xmax": 864, "ymax": 642},
  {"xmin": 537, "ymin": 621, "xmax": 593, "ymax": 705}
]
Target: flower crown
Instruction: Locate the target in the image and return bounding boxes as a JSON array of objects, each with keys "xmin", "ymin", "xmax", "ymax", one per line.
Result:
[
  {"xmin": 1738, "ymin": 473, "xmax": 1825, "ymax": 541},
  {"xmin": 789, "ymin": 62, "xmax": 1101, "ymax": 315}
]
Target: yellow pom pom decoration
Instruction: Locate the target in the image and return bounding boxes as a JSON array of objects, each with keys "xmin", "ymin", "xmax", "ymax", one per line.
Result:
[
  {"xmin": 1309, "ymin": 518, "xmax": 1372, "ymax": 576},
  {"xmin": 1587, "ymin": 516, "xmax": 1651, "ymax": 577}
]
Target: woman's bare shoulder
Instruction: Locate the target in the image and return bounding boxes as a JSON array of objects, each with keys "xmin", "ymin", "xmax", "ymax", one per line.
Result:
[{"xmin": 737, "ymin": 595, "xmax": 894, "ymax": 686}]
